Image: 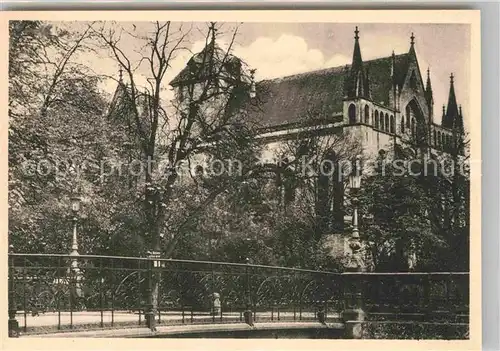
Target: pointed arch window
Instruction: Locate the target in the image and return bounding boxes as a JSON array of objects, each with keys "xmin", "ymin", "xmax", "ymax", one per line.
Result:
[
  {"xmin": 437, "ymin": 131, "xmax": 442, "ymax": 147},
  {"xmin": 375, "ymin": 110, "xmax": 379, "ymax": 129},
  {"xmin": 380, "ymin": 112, "xmax": 385, "ymax": 131},
  {"xmin": 348, "ymin": 104, "xmax": 356, "ymax": 124},
  {"xmin": 406, "ymin": 105, "xmax": 411, "ymax": 128},
  {"xmin": 275, "ymin": 157, "xmax": 295, "ymax": 208},
  {"xmin": 411, "ymin": 118, "xmax": 416, "ymax": 136},
  {"xmin": 364, "ymin": 105, "xmax": 370, "ymax": 124},
  {"xmin": 385, "ymin": 113, "xmax": 389, "ymax": 132},
  {"xmin": 433, "ymin": 130, "xmax": 437, "ymax": 145},
  {"xmin": 390, "ymin": 115, "xmax": 395, "ymax": 133},
  {"xmin": 316, "ymin": 151, "xmax": 344, "ymax": 233}
]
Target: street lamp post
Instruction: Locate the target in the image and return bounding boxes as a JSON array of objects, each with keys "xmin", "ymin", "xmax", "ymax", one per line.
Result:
[
  {"xmin": 342, "ymin": 155, "xmax": 365, "ymax": 339},
  {"xmin": 347, "ymin": 155, "xmax": 364, "ymax": 272},
  {"xmin": 69, "ymin": 195, "xmax": 83, "ymax": 310},
  {"xmin": 70, "ymin": 196, "xmax": 81, "ymax": 269}
]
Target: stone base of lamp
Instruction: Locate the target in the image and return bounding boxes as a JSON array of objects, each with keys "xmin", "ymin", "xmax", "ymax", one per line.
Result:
[{"xmin": 342, "ymin": 309, "xmax": 365, "ymax": 339}]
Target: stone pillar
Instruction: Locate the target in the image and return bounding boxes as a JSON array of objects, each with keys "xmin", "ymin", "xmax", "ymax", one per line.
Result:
[
  {"xmin": 212, "ymin": 292, "xmax": 221, "ymax": 316},
  {"xmin": 342, "ymin": 269, "xmax": 365, "ymax": 339}
]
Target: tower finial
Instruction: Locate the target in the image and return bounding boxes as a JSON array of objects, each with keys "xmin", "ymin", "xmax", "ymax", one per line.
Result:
[
  {"xmin": 410, "ymin": 32, "xmax": 415, "ymax": 45},
  {"xmin": 459, "ymin": 105, "xmax": 462, "ymax": 115},
  {"xmin": 209, "ymin": 22, "xmax": 217, "ymax": 42},
  {"xmin": 119, "ymin": 67, "xmax": 123, "ymax": 83},
  {"xmin": 442, "ymin": 104, "xmax": 446, "ymax": 115},
  {"xmin": 354, "ymin": 26, "xmax": 359, "ymax": 40},
  {"xmin": 450, "ymin": 72, "xmax": 454, "ymax": 84},
  {"xmin": 427, "ymin": 67, "xmax": 430, "ymax": 78}
]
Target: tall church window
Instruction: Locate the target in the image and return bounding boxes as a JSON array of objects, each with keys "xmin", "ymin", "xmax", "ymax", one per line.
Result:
[
  {"xmin": 390, "ymin": 115, "xmax": 395, "ymax": 133},
  {"xmin": 406, "ymin": 105, "xmax": 411, "ymax": 128},
  {"xmin": 348, "ymin": 104, "xmax": 356, "ymax": 124},
  {"xmin": 316, "ymin": 151, "xmax": 344, "ymax": 234},
  {"xmin": 375, "ymin": 110, "xmax": 379, "ymax": 129},
  {"xmin": 384, "ymin": 113, "xmax": 389, "ymax": 132},
  {"xmin": 433, "ymin": 130, "xmax": 437, "ymax": 146},
  {"xmin": 277, "ymin": 157, "xmax": 295, "ymax": 207},
  {"xmin": 364, "ymin": 105, "xmax": 370, "ymax": 124},
  {"xmin": 380, "ymin": 112, "xmax": 385, "ymax": 130},
  {"xmin": 411, "ymin": 118, "xmax": 416, "ymax": 136},
  {"xmin": 437, "ymin": 131, "xmax": 442, "ymax": 147}
]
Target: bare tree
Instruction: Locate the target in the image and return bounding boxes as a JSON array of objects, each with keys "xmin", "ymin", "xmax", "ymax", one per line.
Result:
[{"xmin": 95, "ymin": 21, "xmax": 261, "ymax": 328}]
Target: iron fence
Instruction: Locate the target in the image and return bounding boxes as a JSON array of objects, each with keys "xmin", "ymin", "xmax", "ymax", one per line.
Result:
[
  {"xmin": 8, "ymin": 253, "xmax": 343, "ymax": 334},
  {"xmin": 8, "ymin": 253, "xmax": 469, "ymax": 338}
]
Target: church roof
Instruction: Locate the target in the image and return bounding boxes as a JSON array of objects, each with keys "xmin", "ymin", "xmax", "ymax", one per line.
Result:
[
  {"xmin": 250, "ymin": 53, "xmax": 410, "ymax": 128},
  {"xmin": 170, "ymin": 41, "xmax": 246, "ymax": 87}
]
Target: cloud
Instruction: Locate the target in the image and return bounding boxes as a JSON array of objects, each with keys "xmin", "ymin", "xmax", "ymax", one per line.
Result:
[
  {"xmin": 97, "ymin": 32, "xmax": 445, "ymax": 124},
  {"xmin": 234, "ymin": 34, "xmax": 339, "ymax": 80}
]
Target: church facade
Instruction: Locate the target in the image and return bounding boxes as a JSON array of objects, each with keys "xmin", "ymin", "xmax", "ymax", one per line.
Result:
[
  {"xmin": 168, "ymin": 26, "xmax": 466, "ymax": 262},
  {"xmin": 112, "ymin": 26, "xmax": 466, "ymax": 263},
  {"xmin": 245, "ymin": 27, "xmax": 465, "ymax": 161}
]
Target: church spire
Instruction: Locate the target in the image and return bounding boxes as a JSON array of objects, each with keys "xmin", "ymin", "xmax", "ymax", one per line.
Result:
[
  {"xmin": 456, "ymin": 104, "xmax": 465, "ymax": 133},
  {"xmin": 425, "ymin": 67, "xmax": 434, "ymax": 121},
  {"xmin": 346, "ymin": 26, "xmax": 369, "ymax": 98},
  {"xmin": 408, "ymin": 32, "xmax": 417, "ymax": 57},
  {"xmin": 425, "ymin": 68, "xmax": 432, "ymax": 93},
  {"xmin": 444, "ymin": 73, "xmax": 459, "ymax": 129},
  {"xmin": 425, "ymin": 68, "xmax": 433, "ymax": 103},
  {"xmin": 352, "ymin": 26, "xmax": 362, "ymax": 71}
]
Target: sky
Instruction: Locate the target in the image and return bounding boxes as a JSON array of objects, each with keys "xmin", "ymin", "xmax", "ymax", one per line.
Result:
[{"xmin": 69, "ymin": 21, "xmax": 470, "ymax": 127}]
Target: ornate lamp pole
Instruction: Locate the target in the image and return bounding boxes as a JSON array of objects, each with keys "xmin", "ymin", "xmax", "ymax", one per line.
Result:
[
  {"xmin": 342, "ymin": 155, "xmax": 365, "ymax": 339},
  {"xmin": 69, "ymin": 195, "xmax": 83, "ymax": 309},
  {"xmin": 347, "ymin": 155, "xmax": 364, "ymax": 272},
  {"xmin": 70, "ymin": 195, "xmax": 81, "ymax": 268}
]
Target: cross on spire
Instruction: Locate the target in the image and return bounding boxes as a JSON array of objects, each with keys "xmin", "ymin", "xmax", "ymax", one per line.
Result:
[
  {"xmin": 410, "ymin": 32, "xmax": 415, "ymax": 45},
  {"xmin": 210, "ymin": 22, "xmax": 217, "ymax": 41},
  {"xmin": 354, "ymin": 26, "xmax": 359, "ymax": 40},
  {"xmin": 450, "ymin": 72, "xmax": 454, "ymax": 84}
]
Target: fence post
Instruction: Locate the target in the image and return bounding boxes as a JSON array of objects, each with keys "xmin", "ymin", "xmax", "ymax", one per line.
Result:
[
  {"xmin": 145, "ymin": 255, "xmax": 156, "ymax": 331},
  {"xmin": 243, "ymin": 258, "xmax": 253, "ymax": 326},
  {"xmin": 8, "ymin": 245, "xmax": 19, "ymax": 337},
  {"xmin": 342, "ymin": 232, "xmax": 366, "ymax": 339}
]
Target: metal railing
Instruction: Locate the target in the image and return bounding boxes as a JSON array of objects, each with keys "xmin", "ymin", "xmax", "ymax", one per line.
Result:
[{"xmin": 8, "ymin": 253, "xmax": 469, "ymax": 338}]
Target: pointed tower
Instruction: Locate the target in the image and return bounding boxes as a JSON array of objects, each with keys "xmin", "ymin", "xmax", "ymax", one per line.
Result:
[
  {"xmin": 457, "ymin": 105, "xmax": 465, "ymax": 133},
  {"xmin": 346, "ymin": 26, "xmax": 370, "ymax": 99},
  {"xmin": 107, "ymin": 67, "xmax": 131, "ymax": 119},
  {"xmin": 444, "ymin": 73, "xmax": 460, "ymax": 129},
  {"xmin": 425, "ymin": 68, "xmax": 434, "ymax": 121}
]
